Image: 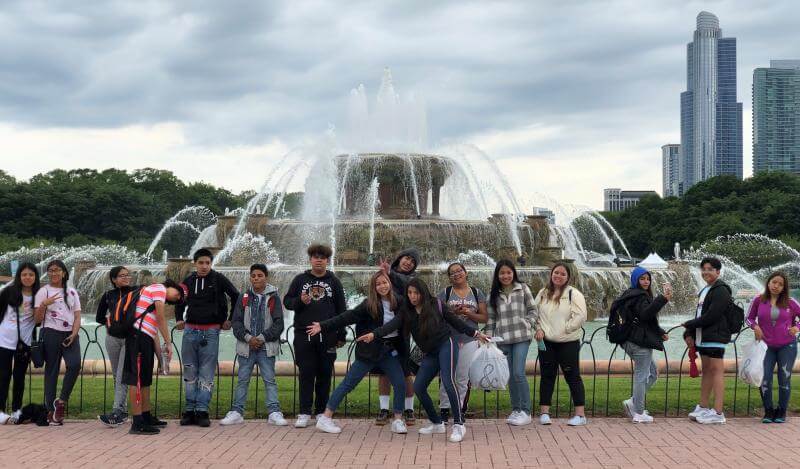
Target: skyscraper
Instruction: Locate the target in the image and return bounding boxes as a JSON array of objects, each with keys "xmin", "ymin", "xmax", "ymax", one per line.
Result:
[
  {"xmin": 753, "ymin": 60, "xmax": 800, "ymax": 175},
  {"xmin": 661, "ymin": 144, "xmax": 680, "ymax": 197},
  {"xmin": 678, "ymin": 11, "xmax": 743, "ymax": 194}
]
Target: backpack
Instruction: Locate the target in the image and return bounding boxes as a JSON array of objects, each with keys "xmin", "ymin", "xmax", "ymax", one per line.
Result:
[
  {"xmin": 106, "ymin": 288, "xmax": 142, "ymax": 338},
  {"xmin": 606, "ymin": 296, "xmax": 636, "ymax": 344},
  {"xmin": 725, "ymin": 299, "xmax": 745, "ymax": 335}
]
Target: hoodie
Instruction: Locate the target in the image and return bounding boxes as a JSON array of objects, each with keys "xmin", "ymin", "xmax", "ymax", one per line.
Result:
[
  {"xmin": 174, "ymin": 270, "xmax": 240, "ymax": 326},
  {"xmin": 389, "ymin": 248, "xmax": 420, "ymax": 298},
  {"xmin": 283, "ymin": 269, "xmax": 347, "ymax": 348},
  {"xmin": 231, "ymin": 285, "xmax": 284, "ymax": 358},
  {"xmin": 615, "ymin": 266, "xmax": 668, "ymax": 350}
]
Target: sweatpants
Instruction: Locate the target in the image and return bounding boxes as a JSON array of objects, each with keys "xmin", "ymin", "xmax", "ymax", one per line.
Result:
[
  {"xmin": 294, "ymin": 335, "xmax": 336, "ymax": 416},
  {"xmin": 0, "ymin": 347, "xmax": 29, "ymax": 412},
  {"xmin": 42, "ymin": 328, "xmax": 81, "ymax": 411}
]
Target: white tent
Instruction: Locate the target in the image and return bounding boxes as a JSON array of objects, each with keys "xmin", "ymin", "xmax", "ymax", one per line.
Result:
[{"xmin": 638, "ymin": 252, "xmax": 669, "ymax": 270}]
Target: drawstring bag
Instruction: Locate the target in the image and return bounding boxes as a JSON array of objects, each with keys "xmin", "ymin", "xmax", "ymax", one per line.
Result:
[
  {"xmin": 469, "ymin": 337, "xmax": 510, "ymax": 391},
  {"xmin": 739, "ymin": 340, "xmax": 768, "ymax": 387}
]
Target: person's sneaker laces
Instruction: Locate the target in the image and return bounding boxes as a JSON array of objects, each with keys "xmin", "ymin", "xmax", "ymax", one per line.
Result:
[
  {"xmin": 268, "ymin": 411, "xmax": 288, "ymax": 426},
  {"xmin": 315, "ymin": 415, "xmax": 341, "ymax": 433},
  {"xmin": 418, "ymin": 422, "xmax": 446, "ymax": 434},
  {"xmin": 295, "ymin": 414, "xmax": 311, "ymax": 428},
  {"xmin": 449, "ymin": 424, "xmax": 466, "ymax": 443},
  {"xmin": 180, "ymin": 411, "xmax": 196, "ymax": 426},
  {"xmin": 195, "ymin": 411, "xmax": 210, "ymax": 427},
  {"xmin": 391, "ymin": 418, "xmax": 408, "ymax": 434},
  {"xmin": 220, "ymin": 410, "xmax": 244, "ymax": 426},
  {"xmin": 567, "ymin": 415, "xmax": 587, "ymax": 426},
  {"xmin": 375, "ymin": 409, "xmax": 390, "ymax": 425},
  {"xmin": 403, "ymin": 409, "xmax": 416, "ymax": 425},
  {"xmin": 53, "ymin": 399, "xmax": 66, "ymax": 424},
  {"xmin": 539, "ymin": 413, "xmax": 551, "ymax": 425},
  {"xmin": 622, "ymin": 398, "xmax": 635, "ymax": 418},
  {"xmin": 632, "ymin": 412, "xmax": 654, "ymax": 423}
]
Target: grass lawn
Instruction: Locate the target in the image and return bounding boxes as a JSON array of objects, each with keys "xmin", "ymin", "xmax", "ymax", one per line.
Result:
[{"xmin": 11, "ymin": 372, "xmax": 791, "ymax": 420}]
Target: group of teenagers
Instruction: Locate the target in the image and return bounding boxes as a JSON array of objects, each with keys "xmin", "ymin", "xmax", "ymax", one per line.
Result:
[{"xmin": 0, "ymin": 247, "xmax": 797, "ymax": 441}]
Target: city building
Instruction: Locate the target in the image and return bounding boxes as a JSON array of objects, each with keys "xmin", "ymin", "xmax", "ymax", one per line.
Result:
[
  {"xmin": 678, "ymin": 11, "xmax": 743, "ymax": 194},
  {"xmin": 662, "ymin": 144, "xmax": 680, "ymax": 197},
  {"xmin": 753, "ymin": 60, "xmax": 800, "ymax": 175},
  {"xmin": 603, "ymin": 189, "xmax": 659, "ymax": 212},
  {"xmin": 532, "ymin": 206, "xmax": 555, "ymax": 224}
]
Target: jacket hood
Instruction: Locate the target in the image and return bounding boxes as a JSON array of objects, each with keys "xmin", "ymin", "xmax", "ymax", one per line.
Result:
[
  {"xmin": 391, "ymin": 248, "xmax": 420, "ymax": 275},
  {"xmin": 630, "ymin": 266, "xmax": 651, "ymax": 290}
]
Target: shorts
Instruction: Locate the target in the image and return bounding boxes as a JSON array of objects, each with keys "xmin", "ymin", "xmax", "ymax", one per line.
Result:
[
  {"xmin": 370, "ymin": 336, "xmax": 413, "ymax": 377},
  {"xmin": 696, "ymin": 346, "xmax": 725, "ymax": 359},
  {"xmin": 122, "ymin": 331, "xmax": 156, "ymax": 387}
]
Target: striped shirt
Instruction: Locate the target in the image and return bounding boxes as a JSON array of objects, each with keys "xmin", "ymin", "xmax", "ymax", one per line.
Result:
[{"xmin": 134, "ymin": 284, "xmax": 166, "ymax": 338}]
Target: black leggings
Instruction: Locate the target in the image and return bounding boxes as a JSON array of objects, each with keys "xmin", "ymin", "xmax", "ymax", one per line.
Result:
[
  {"xmin": 294, "ymin": 336, "xmax": 336, "ymax": 415},
  {"xmin": 539, "ymin": 339, "xmax": 585, "ymax": 407},
  {"xmin": 0, "ymin": 347, "xmax": 30, "ymax": 412}
]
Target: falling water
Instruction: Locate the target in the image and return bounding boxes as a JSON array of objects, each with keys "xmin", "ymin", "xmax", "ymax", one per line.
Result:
[
  {"xmin": 403, "ymin": 155, "xmax": 422, "ymax": 217},
  {"xmin": 368, "ymin": 178, "xmax": 380, "ymax": 253},
  {"xmin": 590, "ymin": 211, "xmax": 632, "ymax": 258}
]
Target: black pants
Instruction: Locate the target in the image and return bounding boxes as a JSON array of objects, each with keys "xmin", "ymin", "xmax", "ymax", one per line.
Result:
[
  {"xmin": 0, "ymin": 347, "xmax": 29, "ymax": 412},
  {"xmin": 294, "ymin": 335, "xmax": 336, "ymax": 415},
  {"xmin": 42, "ymin": 328, "xmax": 81, "ymax": 410},
  {"xmin": 539, "ymin": 339, "xmax": 585, "ymax": 406}
]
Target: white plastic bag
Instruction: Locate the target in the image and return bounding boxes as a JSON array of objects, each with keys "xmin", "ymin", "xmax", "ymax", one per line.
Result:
[
  {"xmin": 739, "ymin": 340, "xmax": 767, "ymax": 387},
  {"xmin": 469, "ymin": 338, "xmax": 510, "ymax": 391}
]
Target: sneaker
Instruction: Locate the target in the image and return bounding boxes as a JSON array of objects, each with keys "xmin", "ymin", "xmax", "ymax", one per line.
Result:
[
  {"xmin": 315, "ymin": 415, "xmax": 341, "ymax": 434},
  {"xmin": 391, "ymin": 418, "xmax": 408, "ymax": 434},
  {"xmin": 632, "ymin": 412, "xmax": 654, "ymax": 424},
  {"xmin": 774, "ymin": 408, "xmax": 787, "ymax": 424},
  {"xmin": 295, "ymin": 414, "xmax": 311, "ymax": 428},
  {"xmin": 762, "ymin": 408, "xmax": 774, "ymax": 424},
  {"xmin": 129, "ymin": 423, "xmax": 160, "ymax": 435},
  {"xmin": 697, "ymin": 411, "xmax": 726, "ymax": 425},
  {"xmin": 220, "ymin": 410, "xmax": 244, "ymax": 426},
  {"xmin": 0, "ymin": 412, "xmax": 9, "ymax": 425},
  {"xmin": 567, "ymin": 415, "xmax": 587, "ymax": 426},
  {"xmin": 375, "ymin": 409, "xmax": 390, "ymax": 426},
  {"xmin": 403, "ymin": 409, "xmax": 416, "ymax": 425},
  {"xmin": 509, "ymin": 411, "xmax": 532, "ymax": 426},
  {"xmin": 622, "ymin": 398, "xmax": 635, "ymax": 418},
  {"xmin": 440, "ymin": 408, "xmax": 451, "ymax": 425},
  {"xmin": 10, "ymin": 409, "xmax": 21, "ymax": 424},
  {"xmin": 53, "ymin": 399, "xmax": 66, "ymax": 424},
  {"xmin": 98, "ymin": 413, "xmax": 125, "ymax": 427},
  {"xmin": 180, "ymin": 411, "xmax": 196, "ymax": 426},
  {"xmin": 47, "ymin": 411, "xmax": 62, "ymax": 426},
  {"xmin": 145, "ymin": 414, "xmax": 168, "ymax": 428},
  {"xmin": 268, "ymin": 411, "xmax": 288, "ymax": 426},
  {"xmin": 506, "ymin": 410, "xmax": 521, "ymax": 423},
  {"xmin": 449, "ymin": 424, "xmax": 466, "ymax": 443},
  {"xmin": 539, "ymin": 413, "xmax": 551, "ymax": 425},
  {"xmin": 688, "ymin": 405, "xmax": 709, "ymax": 421},
  {"xmin": 418, "ymin": 422, "xmax": 446, "ymax": 434},
  {"xmin": 195, "ymin": 411, "xmax": 210, "ymax": 427}
]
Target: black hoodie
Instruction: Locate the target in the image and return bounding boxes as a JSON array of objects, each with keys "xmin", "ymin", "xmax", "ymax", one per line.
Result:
[
  {"xmin": 174, "ymin": 270, "xmax": 240, "ymax": 326},
  {"xmin": 615, "ymin": 288, "xmax": 668, "ymax": 351},
  {"xmin": 319, "ymin": 297, "xmax": 407, "ymax": 363},
  {"xmin": 683, "ymin": 280, "xmax": 734, "ymax": 344},
  {"xmin": 283, "ymin": 269, "xmax": 347, "ymax": 348},
  {"xmin": 389, "ymin": 248, "xmax": 420, "ymax": 298}
]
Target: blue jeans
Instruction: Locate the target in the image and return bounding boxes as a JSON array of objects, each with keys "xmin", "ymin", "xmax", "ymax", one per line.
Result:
[
  {"xmin": 761, "ymin": 341, "xmax": 797, "ymax": 411},
  {"xmin": 623, "ymin": 341, "xmax": 658, "ymax": 414},
  {"xmin": 182, "ymin": 327, "xmax": 220, "ymax": 412},
  {"xmin": 414, "ymin": 338, "xmax": 463, "ymax": 425},
  {"xmin": 500, "ymin": 340, "xmax": 531, "ymax": 414},
  {"xmin": 328, "ymin": 351, "xmax": 406, "ymax": 413},
  {"xmin": 231, "ymin": 350, "xmax": 280, "ymax": 415}
]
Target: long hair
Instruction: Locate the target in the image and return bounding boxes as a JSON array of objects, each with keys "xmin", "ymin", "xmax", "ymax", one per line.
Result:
[
  {"xmin": 45, "ymin": 259, "xmax": 69, "ymax": 303},
  {"xmin": 367, "ymin": 271, "xmax": 396, "ymax": 322},
  {"xmin": 545, "ymin": 262, "xmax": 572, "ymax": 302},
  {"xmin": 404, "ymin": 278, "xmax": 439, "ymax": 343},
  {"xmin": 760, "ymin": 271, "xmax": 790, "ymax": 309},
  {"xmin": 490, "ymin": 259, "xmax": 520, "ymax": 310},
  {"xmin": 4, "ymin": 262, "xmax": 41, "ymax": 308}
]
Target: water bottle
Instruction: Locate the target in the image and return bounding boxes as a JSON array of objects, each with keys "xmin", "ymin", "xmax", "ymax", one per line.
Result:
[{"xmin": 161, "ymin": 345, "xmax": 170, "ymax": 375}]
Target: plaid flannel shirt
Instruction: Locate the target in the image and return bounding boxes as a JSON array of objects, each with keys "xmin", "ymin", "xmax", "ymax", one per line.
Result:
[{"xmin": 486, "ymin": 282, "xmax": 538, "ymax": 344}]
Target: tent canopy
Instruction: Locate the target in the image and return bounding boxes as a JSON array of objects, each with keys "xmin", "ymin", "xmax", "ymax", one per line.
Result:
[{"xmin": 638, "ymin": 252, "xmax": 668, "ymax": 269}]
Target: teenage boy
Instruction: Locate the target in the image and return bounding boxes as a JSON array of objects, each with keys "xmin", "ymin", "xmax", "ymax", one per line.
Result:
[
  {"xmin": 124, "ymin": 281, "xmax": 185, "ymax": 435},
  {"xmin": 221, "ymin": 263, "xmax": 288, "ymax": 426},
  {"xmin": 683, "ymin": 257, "xmax": 732, "ymax": 425},
  {"xmin": 175, "ymin": 248, "xmax": 240, "ymax": 427},
  {"xmin": 378, "ymin": 248, "xmax": 420, "ymax": 424},
  {"xmin": 284, "ymin": 244, "xmax": 347, "ymax": 428}
]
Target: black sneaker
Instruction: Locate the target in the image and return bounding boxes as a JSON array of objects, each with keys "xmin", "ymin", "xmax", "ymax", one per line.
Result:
[
  {"xmin": 375, "ymin": 409, "xmax": 390, "ymax": 426},
  {"xmin": 146, "ymin": 414, "xmax": 168, "ymax": 428},
  {"xmin": 129, "ymin": 423, "xmax": 160, "ymax": 435},
  {"xmin": 196, "ymin": 411, "xmax": 210, "ymax": 427},
  {"xmin": 440, "ymin": 408, "xmax": 451, "ymax": 425},
  {"xmin": 98, "ymin": 413, "xmax": 125, "ymax": 427},
  {"xmin": 180, "ymin": 411, "xmax": 196, "ymax": 426},
  {"xmin": 119, "ymin": 412, "xmax": 129, "ymax": 422},
  {"xmin": 403, "ymin": 409, "xmax": 416, "ymax": 425}
]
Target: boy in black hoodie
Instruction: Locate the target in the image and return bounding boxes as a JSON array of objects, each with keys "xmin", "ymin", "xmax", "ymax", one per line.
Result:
[
  {"xmin": 377, "ymin": 248, "xmax": 420, "ymax": 424},
  {"xmin": 283, "ymin": 244, "xmax": 347, "ymax": 428},
  {"xmin": 174, "ymin": 248, "xmax": 239, "ymax": 427}
]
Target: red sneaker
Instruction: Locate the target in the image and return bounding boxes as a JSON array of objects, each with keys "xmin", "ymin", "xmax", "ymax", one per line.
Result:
[{"xmin": 53, "ymin": 399, "xmax": 66, "ymax": 423}]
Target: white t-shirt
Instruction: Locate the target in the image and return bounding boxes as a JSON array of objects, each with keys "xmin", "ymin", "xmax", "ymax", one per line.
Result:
[
  {"xmin": 34, "ymin": 285, "xmax": 82, "ymax": 332},
  {"xmin": 381, "ymin": 299, "xmax": 398, "ymax": 338},
  {"xmin": 0, "ymin": 295, "xmax": 34, "ymax": 350},
  {"xmin": 694, "ymin": 286, "xmax": 710, "ymax": 344}
]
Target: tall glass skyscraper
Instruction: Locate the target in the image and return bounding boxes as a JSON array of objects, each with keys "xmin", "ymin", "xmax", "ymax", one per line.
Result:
[
  {"xmin": 678, "ymin": 12, "xmax": 743, "ymax": 194},
  {"xmin": 753, "ymin": 60, "xmax": 800, "ymax": 175}
]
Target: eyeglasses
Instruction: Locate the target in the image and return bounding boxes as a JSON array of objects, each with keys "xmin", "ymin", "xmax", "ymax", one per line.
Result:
[
  {"xmin": 47, "ymin": 268, "xmax": 63, "ymax": 274},
  {"xmin": 117, "ymin": 274, "xmax": 132, "ymax": 278},
  {"xmin": 448, "ymin": 270, "xmax": 465, "ymax": 277},
  {"xmin": 700, "ymin": 269, "xmax": 719, "ymax": 273}
]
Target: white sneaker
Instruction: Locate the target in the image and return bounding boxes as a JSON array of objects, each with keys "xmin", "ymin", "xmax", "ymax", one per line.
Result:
[
  {"xmin": 418, "ymin": 422, "xmax": 446, "ymax": 434},
  {"xmin": 509, "ymin": 410, "xmax": 532, "ymax": 426},
  {"xmin": 449, "ymin": 424, "xmax": 466, "ymax": 443},
  {"xmin": 219, "ymin": 410, "xmax": 244, "ymax": 426},
  {"xmin": 567, "ymin": 415, "xmax": 587, "ymax": 426},
  {"xmin": 315, "ymin": 415, "xmax": 341, "ymax": 433},
  {"xmin": 295, "ymin": 414, "xmax": 311, "ymax": 428},
  {"xmin": 632, "ymin": 412, "xmax": 654, "ymax": 423},
  {"xmin": 391, "ymin": 418, "xmax": 408, "ymax": 434},
  {"xmin": 697, "ymin": 411, "xmax": 726, "ymax": 425},
  {"xmin": 505, "ymin": 410, "xmax": 520, "ymax": 423},
  {"xmin": 688, "ymin": 405, "xmax": 710, "ymax": 421},
  {"xmin": 10, "ymin": 409, "xmax": 21, "ymax": 424},
  {"xmin": 539, "ymin": 413, "xmax": 551, "ymax": 425},
  {"xmin": 268, "ymin": 411, "xmax": 288, "ymax": 426},
  {"xmin": 622, "ymin": 398, "xmax": 635, "ymax": 418},
  {"xmin": 0, "ymin": 412, "xmax": 9, "ymax": 425}
]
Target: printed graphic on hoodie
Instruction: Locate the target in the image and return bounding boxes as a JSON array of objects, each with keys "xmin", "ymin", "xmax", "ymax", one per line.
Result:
[{"xmin": 303, "ymin": 281, "xmax": 334, "ymax": 301}]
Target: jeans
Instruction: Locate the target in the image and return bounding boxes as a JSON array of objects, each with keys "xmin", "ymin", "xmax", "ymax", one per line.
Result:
[
  {"xmin": 182, "ymin": 327, "xmax": 220, "ymax": 412},
  {"xmin": 0, "ymin": 347, "xmax": 29, "ymax": 412},
  {"xmin": 761, "ymin": 341, "xmax": 797, "ymax": 411},
  {"xmin": 414, "ymin": 337, "xmax": 463, "ymax": 425},
  {"xmin": 539, "ymin": 340, "xmax": 585, "ymax": 407},
  {"xmin": 439, "ymin": 340, "xmax": 480, "ymax": 410},
  {"xmin": 42, "ymin": 328, "xmax": 81, "ymax": 410},
  {"xmin": 623, "ymin": 341, "xmax": 658, "ymax": 414},
  {"xmin": 231, "ymin": 350, "xmax": 280, "ymax": 415},
  {"xmin": 105, "ymin": 334, "xmax": 128, "ymax": 414},
  {"xmin": 499, "ymin": 340, "xmax": 532, "ymax": 414},
  {"xmin": 328, "ymin": 351, "xmax": 406, "ymax": 413}
]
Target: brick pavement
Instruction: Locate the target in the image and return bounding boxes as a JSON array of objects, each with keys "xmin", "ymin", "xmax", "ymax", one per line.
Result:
[{"xmin": 0, "ymin": 417, "xmax": 796, "ymax": 468}]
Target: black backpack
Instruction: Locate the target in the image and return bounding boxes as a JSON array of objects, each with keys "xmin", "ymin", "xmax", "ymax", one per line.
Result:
[
  {"xmin": 606, "ymin": 296, "xmax": 636, "ymax": 344},
  {"xmin": 725, "ymin": 299, "xmax": 745, "ymax": 335},
  {"xmin": 107, "ymin": 287, "xmax": 150, "ymax": 338}
]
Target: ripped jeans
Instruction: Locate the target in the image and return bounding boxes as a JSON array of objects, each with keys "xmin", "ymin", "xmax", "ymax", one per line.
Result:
[
  {"xmin": 182, "ymin": 327, "xmax": 220, "ymax": 412},
  {"xmin": 760, "ymin": 341, "xmax": 797, "ymax": 411}
]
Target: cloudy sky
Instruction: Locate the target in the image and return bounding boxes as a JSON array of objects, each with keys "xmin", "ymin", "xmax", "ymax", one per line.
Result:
[{"xmin": 1, "ymin": 0, "xmax": 798, "ymax": 209}]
